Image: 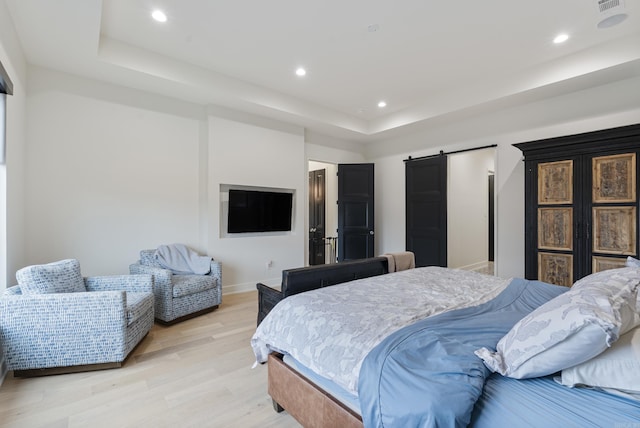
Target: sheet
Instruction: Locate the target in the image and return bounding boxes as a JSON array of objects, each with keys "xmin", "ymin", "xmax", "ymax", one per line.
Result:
[
  {"xmin": 283, "ymin": 354, "xmax": 361, "ymax": 414},
  {"xmin": 471, "ymin": 374, "xmax": 640, "ymax": 427},
  {"xmin": 284, "ymin": 344, "xmax": 640, "ymax": 428},
  {"xmin": 251, "ymin": 267, "xmax": 509, "ymax": 394},
  {"xmin": 358, "ymin": 278, "xmax": 567, "ymax": 427}
]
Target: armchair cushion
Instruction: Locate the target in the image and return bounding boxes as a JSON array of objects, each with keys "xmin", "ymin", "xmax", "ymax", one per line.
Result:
[
  {"xmin": 16, "ymin": 259, "xmax": 86, "ymax": 295},
  {"xmin": 172, "ymin": 274, "xmax": 217, "ymax": 298}
]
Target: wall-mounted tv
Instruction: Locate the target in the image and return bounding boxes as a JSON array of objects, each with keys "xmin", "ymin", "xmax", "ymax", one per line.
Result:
[{"xmin": 227, "ymin": 189, "xmax": 293, "ymax": 233}]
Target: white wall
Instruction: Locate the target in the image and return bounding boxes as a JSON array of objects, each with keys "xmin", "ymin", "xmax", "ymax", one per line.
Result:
[
  {"xmin": 368, "ymin": 76, "xmax": 640, "ymax": 279},
  {"xmin": 208, "ymin": 115, "xmax": 306, "ymax": 291},
  {"xmin": 374, "ymin": 152, "xmax": 406, "ymax": 256},
  {"xmin": 25, "ymin": 69, "xmax": 204, "ymax": 276},
  {"xmin": 13, "ymin": 67, "xmax": 367, "ymax": 293},
  {"xmin": 0, "ymin": 0, "xmax": 27, "ymax": 288},
  {"xmin": 448, "ymin": 149, "xmax": 495, "ymax": 269}
]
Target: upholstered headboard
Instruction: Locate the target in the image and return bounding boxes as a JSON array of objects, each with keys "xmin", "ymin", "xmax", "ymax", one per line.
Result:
[{"xmin": 281, "ymin": 257, "xmax": 389, "ymax": 297}]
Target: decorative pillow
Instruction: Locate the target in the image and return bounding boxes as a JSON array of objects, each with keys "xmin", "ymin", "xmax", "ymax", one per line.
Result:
[
  {"xmin": 16, "ymin": 259, "xmax": 86, "ymax": 294},
  {"xmin": 475, "ymin": 267, "xmax": 640, "ymax": 379},
  {"xmin": 626, "ymin": 256, "xmax": 640, "ymax": 269},
  {"xmin": 560, "ymin": 326, "xmax": 640, "ymax": 394}
]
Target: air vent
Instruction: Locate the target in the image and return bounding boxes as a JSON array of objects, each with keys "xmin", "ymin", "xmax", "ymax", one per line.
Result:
[
  {"xmin": 595, "ymin": 0, "xmax": 628, "ymax": 28},
  {"xmin": 598, "ymin": 0, "xmax": 621, "ymax": 13}
]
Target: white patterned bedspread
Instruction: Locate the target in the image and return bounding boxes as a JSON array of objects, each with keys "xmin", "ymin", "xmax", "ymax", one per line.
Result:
[{"xmin": 251, "ymin": 266, "xmax": 509, "ymax": 395}]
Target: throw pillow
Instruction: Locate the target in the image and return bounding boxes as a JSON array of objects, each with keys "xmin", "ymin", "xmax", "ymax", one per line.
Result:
[
  {"xmin": 16, "ymin": 259, "xmax": 86, "ymax": 294},
  {"xmin": 475, "ymin": 267, "xmax": 640, "ymax": 379}
]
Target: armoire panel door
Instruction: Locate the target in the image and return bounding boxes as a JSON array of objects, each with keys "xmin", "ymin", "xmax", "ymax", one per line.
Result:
[{"xmin": 535, "ymin": 158, "xmax": 577, "ymax": 287}]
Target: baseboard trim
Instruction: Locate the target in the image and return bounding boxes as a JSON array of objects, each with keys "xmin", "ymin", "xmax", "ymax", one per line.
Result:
[
  {"xmin": 458, "ymin": 261, "xmax": 491, "ymax": 271},
  {"xmin": 223, "ymin": 277, "xmax": 280, "ymax": 295}
]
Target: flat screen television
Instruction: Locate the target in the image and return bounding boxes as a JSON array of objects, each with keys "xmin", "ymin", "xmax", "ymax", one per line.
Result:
[{"xmin": 227, "ymin": 189, "xmax": 293, "ymax": 233}]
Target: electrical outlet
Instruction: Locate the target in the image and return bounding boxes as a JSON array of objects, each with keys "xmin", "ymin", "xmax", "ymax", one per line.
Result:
[{"xmin": 266, "ymin": 260, "xmax": 273, "ymax": 270}]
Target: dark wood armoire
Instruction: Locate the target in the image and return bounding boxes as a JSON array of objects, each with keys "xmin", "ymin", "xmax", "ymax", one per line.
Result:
[{"xmin": 514, "ymin": 123, "xmax": 640, "ymax": 286}]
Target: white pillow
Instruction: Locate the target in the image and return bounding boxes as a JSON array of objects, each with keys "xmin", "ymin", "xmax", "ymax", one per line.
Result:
[
  {"xmin": 475, "ymin": 267, "xmax": 640, "ymax": 379},
  {"xmin": 561, "ymin": 326, "xmax": 640, "ymax": 394},
  {"xmin": 626, "ymin": 256, "xmax": 640, "ymax": 269}
]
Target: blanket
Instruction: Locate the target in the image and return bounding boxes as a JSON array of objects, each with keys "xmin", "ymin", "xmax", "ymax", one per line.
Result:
[
  {"xmin": 155, "ymin": 244, "xmax": 211, "ymax": 275},
  {"xmin": 358, "ymin": 278, "xmax": 567, "ymax": 428},
  {"xmin": 251, "ymin": 267, "xmax": 509, "ymax": 395},
  {"xmin": 382, "ymin": 252, "xmax": 416, "ymax": 272}
]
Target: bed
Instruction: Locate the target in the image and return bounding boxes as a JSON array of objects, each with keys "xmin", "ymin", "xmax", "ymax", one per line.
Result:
[{"xmin": 251, "ymin": 261, "xmax": 640, "ymax": 427}]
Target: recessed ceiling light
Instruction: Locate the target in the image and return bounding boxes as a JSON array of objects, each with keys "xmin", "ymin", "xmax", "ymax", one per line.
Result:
[
  {"xmin": 152, "ymin": 10, "xmax": 167, "ymax": 23},
  {"xmin": 378, "ymin": 101, "xmax": 387, "ymax": 108},
  {"xmin": 295, "ymin": 67, "xmax": 306, "ymax": 77},
  {"xmin": 553, "ymin": 33, "xmax": 569, "ymax": 44}
]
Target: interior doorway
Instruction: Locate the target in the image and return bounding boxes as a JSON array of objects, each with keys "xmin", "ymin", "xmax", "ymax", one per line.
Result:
[
  {"xmin": 447, "ymin": 148, "xmax": 496, "ymax": 273},
  {"xmin": 309, "ymin": 169, "xmax": 326, "ymax": 265},
  {"xmin": 308, "ymin": 161, "xmax": 338, "ymax": 265}
]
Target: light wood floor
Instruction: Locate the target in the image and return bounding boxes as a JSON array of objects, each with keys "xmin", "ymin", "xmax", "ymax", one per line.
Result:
[{"xmin": 0, "ymin": 292, "xmax": 301, "ymax": 428}]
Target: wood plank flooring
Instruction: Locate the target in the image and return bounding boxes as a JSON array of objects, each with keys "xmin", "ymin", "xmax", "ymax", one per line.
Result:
[{"xmin": 0, "ymin": 292, "xmax": 301, "ymax": 428}]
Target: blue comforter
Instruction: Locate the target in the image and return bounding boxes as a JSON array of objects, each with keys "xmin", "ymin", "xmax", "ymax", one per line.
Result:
[{"xmin": 358, "ymin": 278, "xmax": 567, "ymax": 428}]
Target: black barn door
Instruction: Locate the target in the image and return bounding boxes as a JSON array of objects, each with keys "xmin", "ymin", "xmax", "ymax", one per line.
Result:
[
  {"xmin": 337, "ymin": 163, "xmax": 374, "ymax": 261},
  {"xmin": 406, "ymin": 156, "xmax": 447, "ymax": 267}
]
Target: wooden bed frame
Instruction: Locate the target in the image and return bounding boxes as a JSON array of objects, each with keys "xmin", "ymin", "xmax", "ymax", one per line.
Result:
[
  {"xmin": 264, "ymin": 257, "xmax": 390, "ymax": 427},
  {"xmin": 268, "ymin": 353, "xmax": 363, "ymax": 428}
]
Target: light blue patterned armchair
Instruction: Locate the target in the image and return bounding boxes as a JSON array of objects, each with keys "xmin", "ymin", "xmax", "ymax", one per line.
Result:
[
  {"xmin": 129, "ymin": 249, "xmax": 222, "ymax": 324},
  {"xmin": 0, "ymin": 259, "xmax": 154, "ymax": 377}
]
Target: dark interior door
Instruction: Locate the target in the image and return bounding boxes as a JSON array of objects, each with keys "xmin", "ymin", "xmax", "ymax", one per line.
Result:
[
  {"xmin": 337, "ymin": 163, "xmax": 374, "ymax": 261},
  {"xmin": 406, "ymin": 156, "xmax": 447, "ymax": 267},
  {"xmin": 488, "ymin": 173, "xmax": 495, "ymax": 262},
  {"xmin": 309, "ymin": 169, "xmax": 326, "ymax": 265}
]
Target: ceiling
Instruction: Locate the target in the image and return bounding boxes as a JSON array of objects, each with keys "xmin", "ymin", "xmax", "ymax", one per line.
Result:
[{"xmin": 5, "ymin": 0, "xmax": 640, "ymax": 143}]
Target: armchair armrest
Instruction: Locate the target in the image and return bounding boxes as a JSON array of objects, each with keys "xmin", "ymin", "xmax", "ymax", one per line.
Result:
[
  {"xmin": 209, "ymin": 260, "xmax": 222, "ymax": 283},
  {"xmin": 0, "ymin": 291, "xmax": 129, "ymax": 368},
  {"xmin": 85, "ymin": 274, "xmax": 153, "ymax": 293},
  {"xmin": 129, "ymin": 263, "xmax": 170, "ymax": 276},
  {"xmin": 129, "ymin": 263, "xmax": 172, "ymax": 290}
]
